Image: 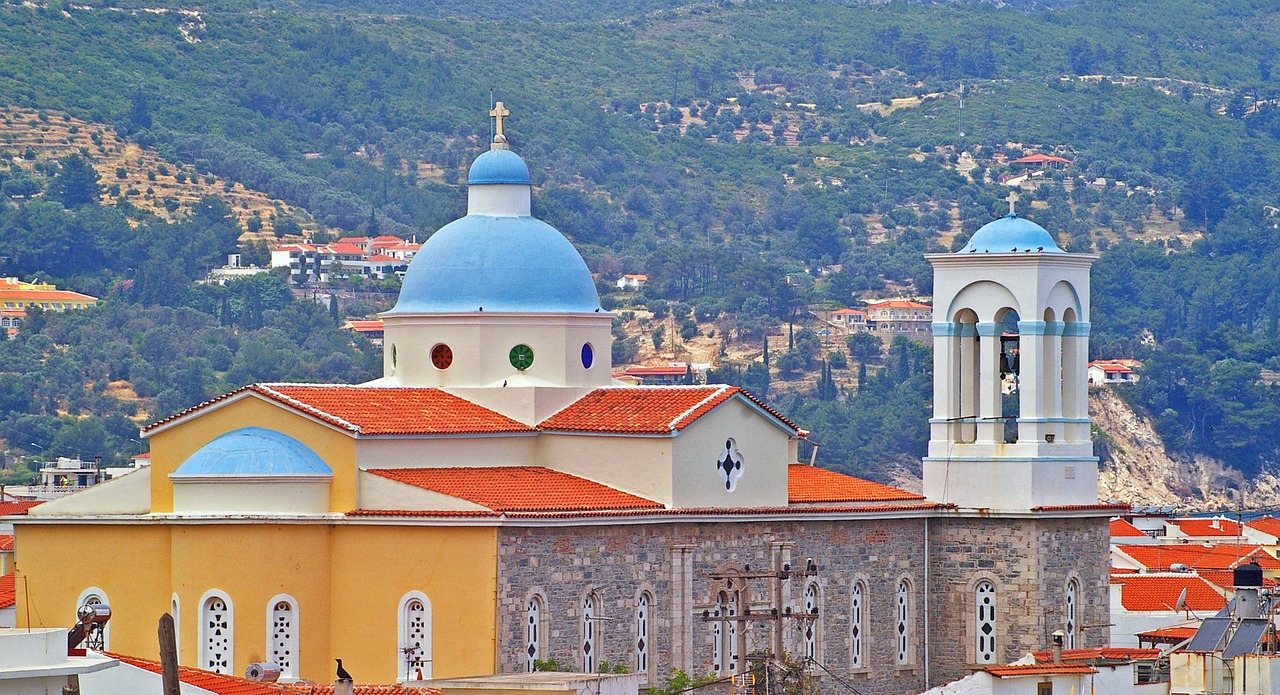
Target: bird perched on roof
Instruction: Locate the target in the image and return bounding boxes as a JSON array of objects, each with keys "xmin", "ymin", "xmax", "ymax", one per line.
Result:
[{"xmin": 336, "ymin": 658, "xmax": 353, "ymax": 682}]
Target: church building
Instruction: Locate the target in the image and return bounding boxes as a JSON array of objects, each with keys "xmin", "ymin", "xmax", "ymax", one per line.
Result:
[{"xmin": 8, "ymin": 107, "xmax": 1117, "ymax": 693}]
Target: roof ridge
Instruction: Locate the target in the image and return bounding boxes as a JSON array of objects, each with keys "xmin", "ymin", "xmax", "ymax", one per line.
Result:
[
  {"xmin": 667, "ymin": 385, "xmax": 732, "ymax": 431},
  {"xmin": 252, "ymin": 385, "xmax": 362, "ymax": 433}
]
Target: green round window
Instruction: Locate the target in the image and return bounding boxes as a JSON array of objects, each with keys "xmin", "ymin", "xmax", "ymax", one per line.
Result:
[{"xmin": 509, "ymin": 344, "xmax": 535, "ymax": 371}]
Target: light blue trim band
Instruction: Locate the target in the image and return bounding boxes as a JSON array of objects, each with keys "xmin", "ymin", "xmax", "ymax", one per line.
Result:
[
  {"xmin": 1017, "ymin": 321, "xmax": 1048, "ymax": 335},
  {"xmin": 1062, "ymin": 322, "xmax": 1091, "ymax": 337},
  {"xmin": 976, "ymin": 322, "xmax": 1002, "ymax": 337},
  {"xmin": 931, "ymin": 322, "xmax": 978, "ymax": 337}
]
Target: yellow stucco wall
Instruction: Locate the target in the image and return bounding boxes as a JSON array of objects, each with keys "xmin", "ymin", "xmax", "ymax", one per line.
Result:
[
  {"xmin": 146, "ymin": 395, "xmax": 358, "ymax": 512},
  {"xmin": 16, "ymin": 522, "xmax": 497, "ymax": 684}
]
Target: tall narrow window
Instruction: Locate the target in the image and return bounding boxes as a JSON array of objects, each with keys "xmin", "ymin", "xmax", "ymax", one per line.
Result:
[
  {"xmin": 635, "ymin": 592, "xmax": 651, "ymax": 676},
  {"xmin": 171, "ymin": 594, "xmax": 180, "ymax": 662},
  {"xmin": 726, "ymin": 590, "xmax": 739, "ymax": 672},
  {"xmin": 268, "ymin": 596, "xmax": 299, "ymax": 680},
  {"xmin": 712, "ymin": 592, "xmax": 725, "ymax": 674},
  {"xmin": 975, "ymin": 581, "xmax": 996, "ymax": 664},
  {"xmin": 896, "ymin": 579, "xmax": 911, "ymax": 665},
  {"xmin": 582, "ymin": 593, "xmax": 598, "ymax": 673},
  {"xmin": 1065, "ymin": 579, "xmax": 1080, "ymax": 649},
  {"xmin": 200, "ymin": 591, "xmax": 233, "ymax": 674},
  {"xmin": 526, "ymin": 595, "xmax": 543, "ymax": 672},
  {"xmin": 803, "ymin": 582, "xmax": 820, "ymax": 669},
  {"xmin": 398, "ymin": 593, "xmax": 432, "ymax": 681},
  {"xmin": 850, "ymin": 582, "xmax": 865, "ymax": 668}
]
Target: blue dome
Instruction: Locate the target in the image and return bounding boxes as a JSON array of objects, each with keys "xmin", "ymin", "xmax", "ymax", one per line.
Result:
[
  {"xmin": 960, "ymin": 214, "xmax": 1064, "ymax": 254},
  {"xmin": 387, "ymin": 215, "xmax": 601, "ymax": 314},
  {"xmin": 172, "ymin": 427, "xmax": 332, "ymax": 477},
  {"xmin": 467, "ymin": 149, "xmax": 532, "ymax": 185}
]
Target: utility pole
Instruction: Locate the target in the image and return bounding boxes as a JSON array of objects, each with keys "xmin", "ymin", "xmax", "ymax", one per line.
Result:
[{"xmin": 702, "ymin": 558, "xmax": 820, "ymax": 677}]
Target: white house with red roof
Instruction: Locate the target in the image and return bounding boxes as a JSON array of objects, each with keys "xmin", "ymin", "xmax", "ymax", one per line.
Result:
[
  {"xmin": 863, "ymin": 299, "xmax": 932, "ymax": 335},
  {"xmin": 1089, "ymin": 359, "xmax": 1142, "ymax": 385},
  {"xmin": 1109, "ymin": 572, "xmax": 1224, "ymax": 647},
  {"xmin": 10, "ymin": 108, "xmax": 1115, "ymax": 693},
  {"xmin": 270, "ymin": 236, "xmax": 416, "ymax": 283}
]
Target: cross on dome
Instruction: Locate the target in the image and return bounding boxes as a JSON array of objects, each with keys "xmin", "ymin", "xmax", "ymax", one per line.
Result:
[
  {"xmin": 1005, "ymin": 190, "xmax": 1020, "ymax": 216},
  {"xmin": 489, "ymin": 101, "xmax": 511, "ymax": 149}
]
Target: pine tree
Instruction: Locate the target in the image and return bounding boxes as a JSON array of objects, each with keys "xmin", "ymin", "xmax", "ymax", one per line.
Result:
[
  {"xmin": 762, "ymin": 337, "xmax": 770, "ymax": 367},
  {"xmin": 329, "ymin": 293, "xmax": 340, "ymax": 325}
]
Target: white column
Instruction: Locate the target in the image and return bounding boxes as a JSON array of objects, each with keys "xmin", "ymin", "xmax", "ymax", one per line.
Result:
[
  {"xmin": 931, "ymin": 322, "xmax": 963, "ymax": 442},
  {"xmin": 1061, "ymin": 323, "xmax": 1090, "ymax": 442},
  {"xmin": 1016, "ymin": 321, "xmax": 1044, "ymax": 443},
  {"xmin": 958, "ymin": 324, "xmax": 978, "ymax": 442},
  {"xmin": 976, "ymin": 322, "xmax": 1003, "ymax": 443},
  {"xmin": 1045, "ymin": 321, "xmax": 1065, "ymax": 441}
]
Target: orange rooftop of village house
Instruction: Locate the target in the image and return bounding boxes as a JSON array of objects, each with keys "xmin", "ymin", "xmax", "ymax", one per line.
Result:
[
  {"xmin": 788, "ymin": 464, "xmax": 925, "ymax": 504},
  {"xmin": 984, "ymin": 664, "xmax": 1096, "ymax": 678},
  {"xmin": 0, "ymin": 572, "xmax": 14, "ymax": 610},
  {"xmin": 1113, "ymin": 543, "xmax": 1280, "ymax": 571},
  {"xmin": 1167, "ymin": 517, "xmax": 1244, "ymax": 537},
  {"xmin": 365, "ymin": 466, "xmax": 664, "ymax": 513},
  {"xmin": 1110, "ymin": 518, "xmax": 1148, "ymax": 537},
  {"xmin": 540, "ymin": 385, "xmax": 797, "ymax": 435},
  {"xmin": 1247, "ymin": 515, "xmax": 1280, "ymax": 538},
  {"xmin": 1109, "ymin": 573, "xmax": 1226, "ymax": 612}
]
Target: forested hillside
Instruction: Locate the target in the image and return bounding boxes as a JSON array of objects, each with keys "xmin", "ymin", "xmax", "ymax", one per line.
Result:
[{"xmin": 0, "ymin": 0, "xmax": 1277, "ymax": 489}]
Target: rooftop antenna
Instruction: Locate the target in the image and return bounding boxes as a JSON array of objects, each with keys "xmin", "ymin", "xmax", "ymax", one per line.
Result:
[{"xmin": 957, "ymin": 82, "xmax": 965, "ymax": 139}]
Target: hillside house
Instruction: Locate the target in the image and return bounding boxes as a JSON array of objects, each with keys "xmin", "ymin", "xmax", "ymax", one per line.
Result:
[
  {"xmin": 864, "ymin": 299, "xmax": 932, "ymax": 335},
  {"xmin": 1010, "ymin": 153, "xmax": 1072, "ymax": 170},
  {"xmin": 826, "ymin": 307, "xmax": 867, "ymax": 332},
  {"xmin": 271, "ymin": 237, "xmax": 415, "ymax": 283},
  {"xmin": 0, "ymin": 277, "xmax": 98, "ymax": 335},
  {"xmin": 1089, "ymin": 359, "xmax": 1142, "ymax": 385},
  {"xmin": 344, "ymin": 319, "xmax": 386, "ymax": 347},
  {"xmin": 615, "ymin": 274, "xmax": 647, "ymax": 291}
]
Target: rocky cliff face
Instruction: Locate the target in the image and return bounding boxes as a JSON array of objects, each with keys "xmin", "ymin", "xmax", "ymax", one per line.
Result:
[{"xmin": 1093, "ymin": 388, "xmax": 1280, "ymax": 512}]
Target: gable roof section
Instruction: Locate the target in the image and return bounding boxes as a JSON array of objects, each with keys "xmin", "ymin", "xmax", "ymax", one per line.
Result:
[
  {"xmin": 0, "ymin": 534, "xmax": 13, "ymax": 551},
  {"xmin": 1030, "ymin": 647, "xmax": 1162, "ymax": 664},
  {"xmin": 365, "ymin": 467, "xmax": 664, "ymax": 513},
  {"xmin": 1247, "ymin": 515, "xmax": 1280, "ymax": 538},
  {"xmin": 787, "ymin": 465, "xmax": 925, "ymax": 504},
  {"xmin": 109, "ymin": 652, "xmax": 439, "ymax": 694},
  {"xmin": 1168, "ymin": 517, "xmax": 1242, "ymax": 537},
  {"xmin": 1113, "ymin": 543, "xmax": 1280, "ymax": 571},
  {"xmin": 1196, "ymin": 569, "xmax": 1278, "ymax": 592},
  {"xmin": 984, "ymin": 664, "xmax": 1095, "ymax": 677},
  {"xmin": 1109, "ymin": 573, "xmax": 1226, "ymax": 612},
  {"xmin": 0, "ymin": 499, "xmax": 42, "ymax": 516},
  {"xmin": 142, "ymin": 384, "xmax": 534, "ymax": 437},
  {"xmin": 1110, "ymin": 518, "xmax": 1148, "ymax": 537},
  {"xmin": 0, "ymin": 572, "xmax": 14, "ymax": 609},
  {"xmin": 539, "ymin": 386, "xmax": 798, "ymax": 435}
]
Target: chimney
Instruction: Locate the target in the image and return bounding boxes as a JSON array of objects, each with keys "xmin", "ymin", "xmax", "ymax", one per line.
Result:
[
  {"xmin": 335, "ymin": 681, "xmax": 354, "ymax": 695},
  {"xmin": 1051, "ymin": 630, "xmax": 1065, "ymax": 663},
  {"xmin": 1211, "ymin": 517, "xmax": 1221, "ymax": 530}
]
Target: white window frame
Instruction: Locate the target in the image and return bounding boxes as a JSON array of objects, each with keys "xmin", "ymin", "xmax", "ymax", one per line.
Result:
[
  {"xmin": 895, "ymin": 578, "xmax": 913, "ymax": 665},
  {"xmin": 850, "ymin": 581, "xmax": 866, "ymax": 669},
  {"xmin": 635, "ymin": 591, "xmax": 652, "ymax": 677},
  {"xmin": 1065, "ymin": 578, "xmax": 1080, "ymax": 649},
  {"xmin": 803, "ymin": 581, "xmax": 821, "ymax": 669},
  {"xmin": 975, "ymin": 581, "xmax": 996, "ymax": 664},
  {"xmin": 397, "ymin": 591, "xmax": 432, "ymax": 681},
  {"xmin": 198, "ymin": 589, "xmax": 234, "ymax": 674},
  {"xmin": 582, "ymin": 591, "xmax": 599, "ymax": 673},
  {"xmin": 525, "ymin": 593, "xmax": 545, "ymax": 673},
  {"xmin": 266, "ymin": 594, "xmax": 300, "ymax": 681}
]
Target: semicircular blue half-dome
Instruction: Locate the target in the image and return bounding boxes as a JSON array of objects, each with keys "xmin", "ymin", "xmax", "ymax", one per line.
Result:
[
  {"xmin": 467, "ymin": 149, "xmax": 532, "ymax": 185},
  {"xmin": 172, "ymin": 427, "xmax": 332, "ymax": 476},
  {"xmin": 959, "ymin": 214, "xmax": 1064, "ymax": 254},
  {"xmin": 386, "ymin": 215, "xmax": 602, "ymax": 314}
]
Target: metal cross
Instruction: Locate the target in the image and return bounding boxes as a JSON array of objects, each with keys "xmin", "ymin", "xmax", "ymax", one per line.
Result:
[
  {"xmin": 489, "ymin": 101, "xmax": 511, "ymax": 140},
  {"xmin": 1005, "ymin": 190, "xmax": 1020, "ymax": 216}
]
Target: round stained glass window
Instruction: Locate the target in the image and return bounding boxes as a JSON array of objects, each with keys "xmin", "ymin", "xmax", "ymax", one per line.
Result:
[
  {"xmin": 509, "ymin": 344, "xmax": 534, "ymax": 371},
  {"xmin": 581, "ymin": 343, "xmax": 594, "ymax": 369},
  {"xmin": 431, "ymin": 343, "xmax": 453, "ymax": 370}
]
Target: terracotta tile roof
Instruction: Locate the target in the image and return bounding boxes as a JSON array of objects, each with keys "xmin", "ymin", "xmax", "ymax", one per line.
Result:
[
  {"xmin": 1031, "ymin": 647, "xmax": 1163, "ymax": 663},
  {"xmin": 1111, "ymin": 518, "xmax": 1149, "ymax": 537},
  {"xmin": 787, "ymin": 465, "xmax": 924, "ymax": 503},
  {"xmin": 0, "ymin": 534, "xmax": 13, "ymax": 551},
  {"xmin": 1032, "ymin": 503, "xmax": 1131, "ymax": 512},
  {"xmin": 1194, "ymin": 569, "xmax": 1277, "ymax": 591},
  {"xmin": 1110, "ymin": 573, "xmax": 1226, "ymax": 612},
  {"xmin": 865, "ymin": 300, "xmax": 931, "ymax": 310},
  {"xmin": 1114, "ymin": 543, "xmax": 1280, "ymax": 571},
  {"xmin": 142, "ymin": 384, "xmax": 534, "ymax": 437},
  {"xmin": 1246, "ymin": 516, "xmax": 1280, "ymax": 538},
  {"xmin": 350, "ymin": 501, "xmax": 940, "ymax": 520},
  {"xmin": 345, "ymin": 320, "xmax": 385, "ymax": 332},
  {"xmin": 830, "ymin": 308, "xmax": 865, "ymax": 315},
  {"xmin": 108, "ymin": 653, "xmax": 439, "ymax": 695},
  {"xmin": 0, "ymin": 499, "xmax": 42, "ymax": 516},
  {"xmin": 0, "ymin": 289, "xmax": 97, "ymax": 302},
  {"xmin": 324, "ymin": 242, "xmax": 367, "ymax": 256},
  {"xmin": 539, "ymin": 386, "xmax": 798, "ymax": 435},
  {"xmin": 1168, "ymin": 517, "xmax": 1243, "ymax": 537},
  {"xmin": 366, "ymin": 467, "xmax": 664, "ymax": 513},
  {"xmin": 1010, "ymin": 153, "xmax": 1072, "ymax": 164},
  {"xmin": 365, "ymin": 254, "xmax": 400, "ymax": 263},
  {"xmin": 0, "ymin": 572, "xmax": 14, "ymax": 609},
  {"xmin": 984, "ymin": 664, "xmax": 1095, "ymax": 677},
  {"xmin": 1135, "ymin": 625, "xmax": 1198, "ymax": 642}
]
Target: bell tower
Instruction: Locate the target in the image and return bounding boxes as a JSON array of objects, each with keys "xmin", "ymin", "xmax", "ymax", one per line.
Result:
[{"xmin": 923, "ymin": 210, "xmax": 1099, "ymax": 510}]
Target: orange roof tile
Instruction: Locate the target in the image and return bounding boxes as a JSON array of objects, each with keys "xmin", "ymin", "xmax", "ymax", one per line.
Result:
[
  {"xmin": 109, "ymin": 652, "xmax": 438, "ymax": 695},
  {"xmin": 1194, "ymin": 569, "xmax": 1278, "ymax": 591},
  {"xmin": 787, "ymin": 465, "xmax": 924, "ymax": 503},
  {"xmin": 0, "ymin": 534, "xmax": 13, "ymax": 551},
  {"xmin": 1111, "ymin": 518, "xmax": 1149, "ymax": 537},
  {"xmin": 830, "ymin": 308, "xmax": 865, "ymax": 315},
  {"xmin": 985, "ymin": 664, "xmax": 1095, "ymax": 677},
  {"xmin": 1169, "ymin": 517, "xmax": 1243, "ymax": 537},
  {"xmin": 1010, "ymin": 153, "xmax": 1072, "ymax": 164},
  {"xmin": 1110, "ymin": 573, "xmax": 1226, "ymax": 612},
  {"xmin": 0, "ymin": 573, "xmax": 14, "ymax": 609},
  {"xmin": 366, "ymin": 254, "xmax": 400, "ymax": 263},
  {"xmin": 325, "ymin": 243, "xmax": 367, "ymax": 255},
  {"xmin": 133, "ymin": 451, "xmax": 152, "ymax": 459},
  {"xmin": 0, "ymin": 499, "xmax": 42, "ymax": 516},
  {"xmin": 349, "ymin": 501, "xmax": 940, "ymax": 520},
  {"xmin": 1135, "ymin": 626, "xmax": 1198, "ymax": 642},
  {"xmin": 0, "ymin": 289, "xmax": 97, "ymax": 302},
  {"xmin": 865, "ymin": 300, "xmax": 931, "ymax": 310},
  {"xmin": 142, "ymin": 385, "xmax": 534, "ymax": 437},
  {"xmin": 1247, "ymin": 516, "xmax": 1280, "ymax": 538},
  {"xmin": 1114, "ymin": 543, "xmax": 1280, "ymax": 571},
  {"xmin": 540, "ymin": 386, "xmax": 798, "ymax": 435},
  {"xmin": 346, "ymin": 320, "xmax": 385, "ymax": 332},
  {"xmin": 1031, "ymin": 647, "xmax": 1162, "ymax": 663},
  {"xmin": 367, "ymin": 467, "xmax": 663, "ymax": 513}
]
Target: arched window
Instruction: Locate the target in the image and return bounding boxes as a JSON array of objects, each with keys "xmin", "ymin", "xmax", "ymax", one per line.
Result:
[
  {"xmin": 713, "ymin": 589, "xmax": 739, "ymax": 675},
  {"xmin": 895, "ymin": 579, "xmax": 912, "ymax": 665},
  {"xmin": 975, "ymin": 581, "xmax": 996, "ymax": 664},
  {"xmin": 803, "ymin": 582, "xmax": 821, "ymax": 669},
  {"xmin": 635, "ymin": 592, "xmax": 651, "ymax": 676},
  {"xmin": 712, "ymin": 592, "xmax": 725, "ymax": 674},
  {"xmin": 398, "ymin": 592, "xmax": 432, "ymax": 681},
  {"xmin": 850, "ymin": 582, "xmax": 866, "ymax": 669},
  {"xmin": 525, "ymin": 594, "xmax": 544, "ymax": 673},
  {"xmin": 267, "ymin": 595, "xmax": 299, "ymax": 680},
  {"xmin": 77, "ymin": 587, "xmax": 110, "ymax": 651},
  {"xmin": 582, "ymin": 592, "xmax": 598, "ymax": 673},
  {"xmin": 171, "ymin": 594, "xmax": 180, "ymax": 662},
  {"xmin": 199, "ymin": 590, "xmax": 233, "ymax": 674},
  {"xmin": 1065, "ymin": 579, "xmax": 1080, "ymax": 649}
]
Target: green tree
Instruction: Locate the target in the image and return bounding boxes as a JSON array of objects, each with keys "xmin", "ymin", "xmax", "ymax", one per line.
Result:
[{"xmin": 48, "ymin": 154, "xmax": 102, "ymax": 208}]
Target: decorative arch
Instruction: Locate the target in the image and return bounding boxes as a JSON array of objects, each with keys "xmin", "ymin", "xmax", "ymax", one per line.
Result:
[
  {"xmin": 265, "ymin": 594, "xmax": 300, "ymax": 680},
  {"xmin": 580, "ymin": 589, "xmax": 602, "ymax": 673},
  {"xmin": 803, "ymin": 580, "xmax": 823, "ymax": 670},
  {"xmin": 1047, "ymin": 280, "xmax": 1084, "ymax": 322},
  {"xmin": 76, "ymin": 586, "xmax": 110, "ymax": 651},
  {"xmin": 849, "ymin": 575, "xmax": 869, "ymax": 670},
  {"xmin": 523, "ymin": 588, "xmax": 547, "ymax": 672},
  {"xmin": 397, "ymin": 591, "xmax": 432, "ymax": 681},
  {"xmin": 1064, "ymin": 576, "xmax": 1082, "ymax": 649},
  {"xmin": 198, "ymin": 589, "xmax": 234, "ymax": 674},
  {"xmin": 946, "ymin": 280, "xmax": 1022, "ymax": 324},
  {"xmin": 894, "ymin": 575, "xmax": 915, "ymax": 666},
  {"xmin": 635, "ymin": 589, "xmax": 653, "ymax": 678}
]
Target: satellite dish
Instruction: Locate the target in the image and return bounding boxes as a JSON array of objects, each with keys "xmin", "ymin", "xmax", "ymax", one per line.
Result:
[{"xmin": 1175, "ymin": 587, "xmax": 1188, "ymax": 614}]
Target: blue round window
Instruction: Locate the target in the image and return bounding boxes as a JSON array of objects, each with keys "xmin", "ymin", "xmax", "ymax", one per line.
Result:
[{"xmin": 581, "ymin": 343, "xmax": 594, "ymax": 369}]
